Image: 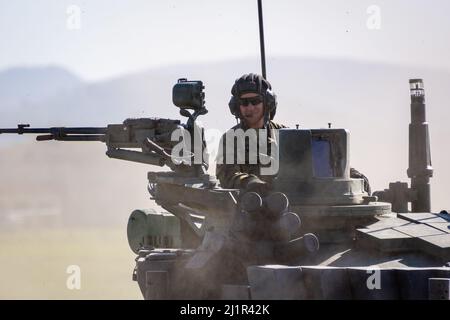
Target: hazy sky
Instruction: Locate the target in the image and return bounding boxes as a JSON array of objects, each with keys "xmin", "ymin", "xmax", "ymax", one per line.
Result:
[{"xmin": 1, "ymin": 0, "xmax": 449, "ymax": 81}]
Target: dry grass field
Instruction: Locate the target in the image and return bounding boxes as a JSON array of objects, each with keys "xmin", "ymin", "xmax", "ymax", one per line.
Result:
[{"xmin": 0, "ymin": 226, "xmax": 142, "ymax": 299}]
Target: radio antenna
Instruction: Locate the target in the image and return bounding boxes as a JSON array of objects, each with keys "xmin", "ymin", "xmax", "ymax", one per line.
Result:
[{"xmin": 257, "ymin": 0, "xmax": 267, "ymax": 79}]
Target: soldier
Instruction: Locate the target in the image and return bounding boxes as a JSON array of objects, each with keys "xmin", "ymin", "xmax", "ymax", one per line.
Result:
[
  {"xmin": 216, "ymin": 73, "xmax": 371, "ymax": 195},
  {"xmin": 216, "ymin": 73, "xmax": 282, "ymax": 194}
]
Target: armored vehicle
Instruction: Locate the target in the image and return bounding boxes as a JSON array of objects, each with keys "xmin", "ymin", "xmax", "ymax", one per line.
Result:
[
  {"xmin": 126, "ymin": 77, "xmax": 450, "ymax": 300},
  {"xmin": 2, "ymin": 77, "xmax": 449, "ymax": 300}
]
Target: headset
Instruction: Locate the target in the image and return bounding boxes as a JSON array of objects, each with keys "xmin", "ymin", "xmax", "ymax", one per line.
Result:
[{"xmin": 228, "ymin": 73, "xmax": 277, "ymax": 122}]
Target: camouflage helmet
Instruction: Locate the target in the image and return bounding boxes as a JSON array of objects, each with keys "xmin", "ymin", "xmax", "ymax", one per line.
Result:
[{"xmin": 228, "ymin": 73, "xmax": 277, "ymax": 120}]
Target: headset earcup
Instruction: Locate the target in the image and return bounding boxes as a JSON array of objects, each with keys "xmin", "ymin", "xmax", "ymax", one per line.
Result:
[
  {"xmin": 270, "ymin": 107, "xmax": 276, "ymax": 119},
  {"xmin": 266, "ymin": 91, "xmax": 277, "ymax": 120},
  {"xmin": 228, "ymin": 96, "xmax": 238, "ymax": 117}
]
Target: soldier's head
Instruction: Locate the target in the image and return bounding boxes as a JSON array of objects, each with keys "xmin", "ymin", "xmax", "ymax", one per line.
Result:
[
  {"xmin": 238, "ymin": 92, "xmax": 264, "ymax": 128},
  {"xmin": 228, "ymin": 73, "xmax": 277, "ymax": 128}
]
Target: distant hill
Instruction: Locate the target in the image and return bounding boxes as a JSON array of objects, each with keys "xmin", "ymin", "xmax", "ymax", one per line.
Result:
[
  {"xmin": 0, "ymin": 66, "xmax": 82, "ymax": 102},
  {"xmin": 1, "ymin": 58, "xmax": 449, "ymax": 226},
  {"xmin": 1, "ymin": 58, "xmax": 449, "ymax": 130}
]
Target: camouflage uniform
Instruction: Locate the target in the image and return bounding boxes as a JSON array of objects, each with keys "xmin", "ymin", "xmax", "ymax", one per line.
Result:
[{"xmin": 216, "ymin": 120, "xmax": 285, "ymax": 189}]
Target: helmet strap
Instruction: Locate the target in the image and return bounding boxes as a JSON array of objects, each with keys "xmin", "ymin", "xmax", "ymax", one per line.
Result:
[{"xmin": 263, "ymin": 95, "xmax": 270, "ymax": 128}]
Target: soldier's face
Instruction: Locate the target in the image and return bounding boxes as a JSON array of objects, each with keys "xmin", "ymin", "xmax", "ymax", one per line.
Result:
[{"xmin": 239, "ymin": 93, "xmax": 264, "ymax": 128}]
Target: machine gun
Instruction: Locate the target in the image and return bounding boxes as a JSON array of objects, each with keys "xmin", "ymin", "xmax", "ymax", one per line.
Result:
[
  {"xmin": 0, "ymin": 78, "xmax": 216, "ymax": 253},
  {"xmin": 0, "ymin": 78, "xmax": 208, "ymax": 174}
]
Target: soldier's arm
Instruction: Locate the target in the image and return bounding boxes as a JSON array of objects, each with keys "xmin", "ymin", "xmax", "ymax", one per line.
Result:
[
  {"xmin": 216, "ymin": 162, "xmax": 260, "ymax": 189},
  {"xmin": 215, "ymin": 132, "xmax": 260, "ymax": 189}
]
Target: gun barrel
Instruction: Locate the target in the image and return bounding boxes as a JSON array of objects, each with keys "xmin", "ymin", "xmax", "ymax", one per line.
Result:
[
  {"xmin": 0, "ymin": 125, "xmax": 108, "ymax": 141},
  {"xmin": 36, "ymin": 134, "xmax": 105, "ymax": 141},
  {"xmin": 0, "ymin": 126, "xmax": 107, "ymax": 134}
]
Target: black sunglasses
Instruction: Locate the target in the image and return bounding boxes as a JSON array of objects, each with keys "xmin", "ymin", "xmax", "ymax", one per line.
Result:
[{"xmin": 239, "ymin": 96, "xmax": 263, "ymax": 106}]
